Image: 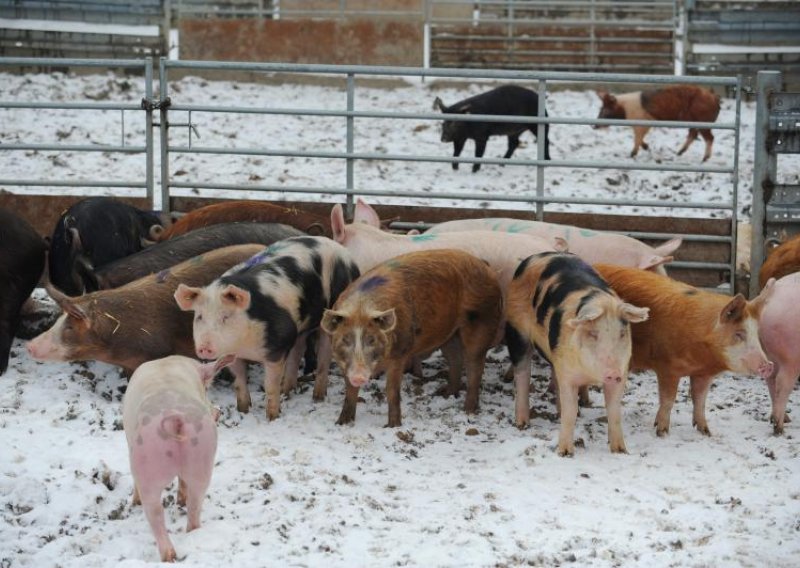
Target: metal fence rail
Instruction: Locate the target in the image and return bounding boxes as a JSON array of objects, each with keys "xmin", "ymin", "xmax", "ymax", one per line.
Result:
[
  {"xmin": 0, "ymin": 57, "xmax": 741, "ymax": 291},
  {"xmin": 0, "ymin": 56, "xmax": 155, "ymax": 199}
]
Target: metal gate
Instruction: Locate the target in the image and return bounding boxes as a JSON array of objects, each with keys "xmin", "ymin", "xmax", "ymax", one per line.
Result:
[
  {"xmin": 0, "ymin": 56, "xmax": 741, "ymax": 292},
  {"xmin": 749, "ymin": 69, "xmax": 800, "ymax": 296}
]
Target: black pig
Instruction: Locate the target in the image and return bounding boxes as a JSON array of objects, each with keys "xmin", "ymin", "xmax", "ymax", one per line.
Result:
[
  {"xmin": 433, "ymin": 85, "xmax": 551, "ymax": 173},
  {"xmin": 48, "ymin": 197, "xmax": 164, "ymax": 296},
  {"xmin": 0, "ymin": 208, "xmax": 46, "ymax": 375}
]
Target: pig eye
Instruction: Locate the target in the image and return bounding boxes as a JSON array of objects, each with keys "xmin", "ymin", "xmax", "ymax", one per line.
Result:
[
  {"xmin": 587, "ymin": 330, "xmax": 599, "ymax": 340},
  {"xmin": 364, "ymin": 335, "xmax": 377, "ymax": 347},
  {"xmin": 195, "ymin": 314, "xmax": 203, "ymax": 322},
  {"xmin": 734, "ymin": 330, "xmax": 746, "ymax": 342},
  {"xmin": 221, "ymin": 314, "xmax": 230, "ymax": 324}
]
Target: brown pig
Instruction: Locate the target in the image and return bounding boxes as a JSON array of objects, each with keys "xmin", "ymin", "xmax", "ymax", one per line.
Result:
[
  {"xmin": 123, "ymin": 354, "xmax": 234, "ymax": 562},
  {"xmin": 152, "ymin": 200, "xmax": 331, "ymax": 241},
  {"xmin": 506, "ymin": 253, "xmax": 649, "ymax": 456},
  {"xmin": 759, "ymin": 233, "xmax": 800, "ymax": 290},
  {"xmin": 595, "ymin": 85, "xmax": 721, "ymax": 161},
  {"xmin": 595, "ymin": 264, "xmax": 774, "ymax": 437},
  {"xmin": 321, "ymin": 249, "xmax": 503, "ymax": 427},
  {"xmin": 26, "ymin": 244, "xmax": 265, "ymax": 412}
]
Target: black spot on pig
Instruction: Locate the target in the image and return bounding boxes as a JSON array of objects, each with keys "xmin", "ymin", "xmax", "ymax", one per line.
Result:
[{"xmin": 433, "ymin": 85, "xmax": 552, "ymax": 173}]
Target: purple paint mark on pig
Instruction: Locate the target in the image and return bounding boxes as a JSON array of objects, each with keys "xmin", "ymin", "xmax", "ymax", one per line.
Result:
[{"xmin": 358, "ymin": 275, "xmax": 388, "ymax": 292}]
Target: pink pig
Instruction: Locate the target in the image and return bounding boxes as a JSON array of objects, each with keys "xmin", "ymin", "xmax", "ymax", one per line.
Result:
[
  {"xmin": 427, "ymin": 217, "xmax": 681, "ymax": 275},
  {"xmin": 759, "ymin": 272, "xmax": 800, "ymax": 435},
  {"xmin": 122, "ymin": 354, "xmax": 233, "ymax": 562}
]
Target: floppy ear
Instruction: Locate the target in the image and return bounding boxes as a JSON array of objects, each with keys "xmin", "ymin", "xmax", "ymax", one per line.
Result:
[
  {"xmin": 595, "ymin": 89, "xmax": 608, "ymax": 99},
  {"xmin": 567, "ymin": 304, "xmax": 603, "ymax": 328},
  {"xmin": 199, "ymin": 354, "xmax": 236, "ymax": 388},
  {"xmin": 433, "ymin": 96, "xmax": 446, "ymax": 111},
  {"xmin": 321, "ymin": 309, "xmax": 347, "ymax": 335},
  {"xmin": 621, "ymin": 303, "xmax": 649, "ymax": 324},
  {"xmin": 331, "ymin": 204, "xmax": 347, "ymax": 243},
  {"xmin": 174, "ymin": 283, "xmax": 202, "ymax": 311},
  {"xmin": 720, "ymin": 294, "xmax": 746, "ymax": 323},
  {"xmin": 371, "ymin": 308, "xmax": 397, "ymax": 332},
  {"xmin": 221, "ymin": 284, "xmax": 251, "ymax": 310}
]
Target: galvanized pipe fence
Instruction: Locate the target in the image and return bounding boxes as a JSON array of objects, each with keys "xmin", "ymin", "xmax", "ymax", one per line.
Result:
[{"xmin": 0, "ymin": 57, "xmax": 741, "ymax": 291}]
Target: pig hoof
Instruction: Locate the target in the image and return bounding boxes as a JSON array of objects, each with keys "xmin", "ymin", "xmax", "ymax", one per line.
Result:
[
  {"xmin": 336, "ymin": 413, "xmax": 355, "ymax": 426},
  {"xmin": 161, "ymin": 548, "xmax": 177, "ymax": 563},
  {"xmin": 471, "ymin": 165, "xmax": 480, "ymax": 173},
  {"xmin": 655, "ymin": 427, "xmax": 669, "ymax": 438},
  {"xmin": 773, "ymin": 423, "xmax": 785, "ymax": 436},
  {"xmin": 557, "ymin": 446, "xmax": 574, "ymax": 458},
  {"xmin": 236, "ymin": 399, "xmax": 251, "ymax": 413},
  {"xmin": 452, "ymin": 163, "xmax": 459, "ymax": 171},
  {"xmin": 515, "ymin": 421, "xmax": 529, "ymax": 431},
  {"xmin": 610, "ymin": 444, "xmax": 628, "ymax": 454}
]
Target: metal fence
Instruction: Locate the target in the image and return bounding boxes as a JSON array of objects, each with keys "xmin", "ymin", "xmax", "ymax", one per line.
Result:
[
  {"xmin": 0, "ymin": 0, "xmax": 169, "ymax": 59},
  {"xmin": 0, "ymin": 56, "xmax": 742, "ymax": 291}
]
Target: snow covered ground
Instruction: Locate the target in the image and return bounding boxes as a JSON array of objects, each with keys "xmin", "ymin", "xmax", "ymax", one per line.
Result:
[{"xmin": 1, "ymin": 71, "xmax": 799, "ymax": 567}]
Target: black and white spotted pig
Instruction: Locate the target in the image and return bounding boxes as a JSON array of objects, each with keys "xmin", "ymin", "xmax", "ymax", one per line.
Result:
[
  {"xmin": 505, "ymin": 252, "xmax": 649, "ymax": 457},
  {"xmin": 174, "ymin": 237, "xmax": 360, "ymax": 420}
]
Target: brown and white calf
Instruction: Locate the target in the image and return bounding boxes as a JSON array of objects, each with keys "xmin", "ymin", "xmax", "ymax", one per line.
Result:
[
  {"xmin": 506, "ymin": 253, "xmax": 649, "ymax": 456},
  {"xmin": 595, "ymin": 85, "xmax": 721, "ymax": 161}
]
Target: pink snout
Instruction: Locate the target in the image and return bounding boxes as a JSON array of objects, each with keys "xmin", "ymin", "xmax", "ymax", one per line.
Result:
[
  {"xmin": 27, "ymin": 335, "xmax": 60, "ymax": 361},
  {"xmin": 348, "ymin": 374, "xmax": 369, "ymax": 388},
  {"xmin": 196, "ymin": 344, "xmax": 217, "ymax": 360},
  {"xmin": 758, "ymin": 360, "xmax": 775, "ymax": 380}
]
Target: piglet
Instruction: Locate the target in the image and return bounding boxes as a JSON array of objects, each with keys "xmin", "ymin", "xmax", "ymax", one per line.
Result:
[
  {"xmin": 123, "ymin": 354, "xmax": 234, "ymax": 563},
  {"xmin": 758, "ymin": 273, "xmax": 800, "ymax": 434}
]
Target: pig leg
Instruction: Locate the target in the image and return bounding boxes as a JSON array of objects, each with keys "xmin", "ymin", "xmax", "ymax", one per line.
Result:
[
  {"xmin": 230, "ymin": 358, "xmax": 251, "ymax": 413},
  {"xmin": 677, "ymin": 128, "xmax": 699, "ymax": 157},
  {"xmin": 472, "ymin": 137, "xmax": 487, "ymax": 173},
  {"xmin": 281, "ymin": 336, "xmax": 306, "ymax": 396},
  {"xmin": 770, "ymin": 365, "xmax": 798, "ymax": 435},
  {"xmin": 603, "ymin": 379, "xmax": 627, "ymax": 454},
  {"xmin": 512, "ymin": 354, "xmax": 533, "ymax": 429},
  {"xmin": 132, "ymin": 484, "xmax": 141, "ymax": 506},
  {"xmin": 503, "ymin": 134, "xmax": 521, "ymax": 161},
  {"xmin": 385, "ymin": 361, "xmax": 405, "ymax": 427},
  {"xmin": 556, "ymin": 378, "xmax": 580, "ymax": 457},
  {"xmin": 654, "ymin": 373, "xmax": 680, "ymax": 437},
  {"xmin": 631, "ymin": 126, "xmax": 651, "ymax": 157},
  {"xmin": 177, "ymin": 478, "xmax": 187, "ymax": 507},
  {"xmin": 578, "ymin": 386, "xmax": 592, "ymax": 408},
  {"xmin": 452, "ymin": 139, "xmax": 465, "ymax": 170},
  {"xmin": 263, "ymin": 358, "xmax": 288, "ymax": 420},
  {"xmin": 312, "ymin": 332, "xmax": 333, "ymax": 402},
  {"xmin": 439, "ymin": 335, "xmax": 464, "ymax": 398},
  {"xmin": 336, "ymin": 378, "xmax": 360, "ymax": 425},
  {"xmin": 699, "ymin": 129, "xmax": 714, "ymax": 162},
  {"xmin": 181, "ymin": 462, "xmax": 214, "ymax": 533},
  {"xmin": 139, "ymin": 483, "xmax": 176, "ymax": 562},
  {"xmin": 462, "ymin": 346, "xmax": 488, "ymax": 415},
  {"xmin": 690, "ymin": 374, "xmax": 714, "ymax": 436}
]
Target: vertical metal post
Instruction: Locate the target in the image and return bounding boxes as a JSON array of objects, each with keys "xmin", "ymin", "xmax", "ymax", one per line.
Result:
[
  {"xmin": 589, "ymin": 0, "xmax": 596, "ymax": 69},
  {"xmin": 144, "ymin": 59, "xmax": 154, "ymax": 207},
  {"xmin": 730, "ymin": 75, "xmax": 742, "ymax": 295},
  {"xmin": 161, "ymin": 0, "xmax": 172, "ymax": 59},
  {"xmin": 346, "ymin": 73, "xmax": 355, "ymax": 216},
  {"xmin": 536, "ymin": 78, "xmax": 546, "ymax": 221},
  {"xmin": 749, "ymin": 70, "xmax": 782, "ymax": 298},
  {"xmin": 159, "ymin": 57, "xmax": 171, "ymax": 214},
  {"xmin": 423, "ymin": 0, "xmax": 431, "ymax": 70},
  {"xmin": 507, "ymin": 1, "xmax": 514, "ymax": 65}
]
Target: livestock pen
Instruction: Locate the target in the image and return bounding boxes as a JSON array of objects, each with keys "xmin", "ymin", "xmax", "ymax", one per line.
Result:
[{"xmin": 1, "ymin": 57, "xmax": 743, "ymax": 293}]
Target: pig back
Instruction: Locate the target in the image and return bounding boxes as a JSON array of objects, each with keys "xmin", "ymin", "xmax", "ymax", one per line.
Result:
[
  {"xmin": 157, "ymin": 201, "xmax": 331, "ymax": 241},
  {"xmin": 95, "ymin": 222, "xmax": 302, "ymax": 290},
  {"xmin": 122, "ymin": 356, "xmax": 213, "ymax": 446},
  {"xmin": 759, "ymin": 234, "xmax": 800, "ymax": 289}
]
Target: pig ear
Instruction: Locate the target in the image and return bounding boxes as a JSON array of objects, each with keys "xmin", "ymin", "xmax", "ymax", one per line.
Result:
[
  {"xmin": 620, "ymin": 303, "xmax": 649, "ymax": 324},
  {"xmin": 640, "ymin": 255, "xmax": 673, "ymax": 271},
  {"xmin": 567, "ymin": 304, "xmax": 603, "ymax": 328},
  {"xmin": 174, "ymin": 283, "xmax": 202, "ymax": 311},
  {"xmin": 321, "ymin": 309, "xmax": 347, "ymax": 335},
  {"xmin": 148, "ymin": 224, "xmax": 164, "ymax": 241},
  {"xmin": 372, "ymin": 308, "xmax": 397, "ymax": 332},
  {"xmin": 553, "ymin": 237, "xmax": 568, "ymax": 253},
  {"xmin": 595, "ymin": 89, "xmax": 607, "ymax": 99},
  {"xmin": 331, "ymin": 204, "xmax": 347, "ymax": 243},
  {"xmin": 433, "ymin": 96, "xmax": 446, "ymax": 111},
  {"xmin": 46, "ymin": 284, "xmax": 88, "ymax": 322},
  {"xmin": 221, "ymin": 285, "xmax": 251, "ymax": 310},
  {"xmin": 68, "ymin": 226, "xmax": 83, "ymax": 253},
  {"xmin": 720, "ymin": 294, "xmax": 746, "ymax": 323},
  {"xmin": 354, "ymin": 198, "xmax": 381, "ymax": 228},
  {"xmin": 750, "ymin": 278, "xmax": 776, "ymax": 313}
]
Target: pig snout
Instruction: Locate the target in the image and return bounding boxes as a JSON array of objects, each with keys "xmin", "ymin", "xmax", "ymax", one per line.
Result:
[
  {"xmin": 27, "ymin": 334, "xmax": 64, "ymax": 361},
  {"xmin": 195, "ymin": 343, "xmax": 217, "ymax": 360},
  {"xmin": 347, "ymin": 364, "xmax": 371, "ymax": 388}
]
